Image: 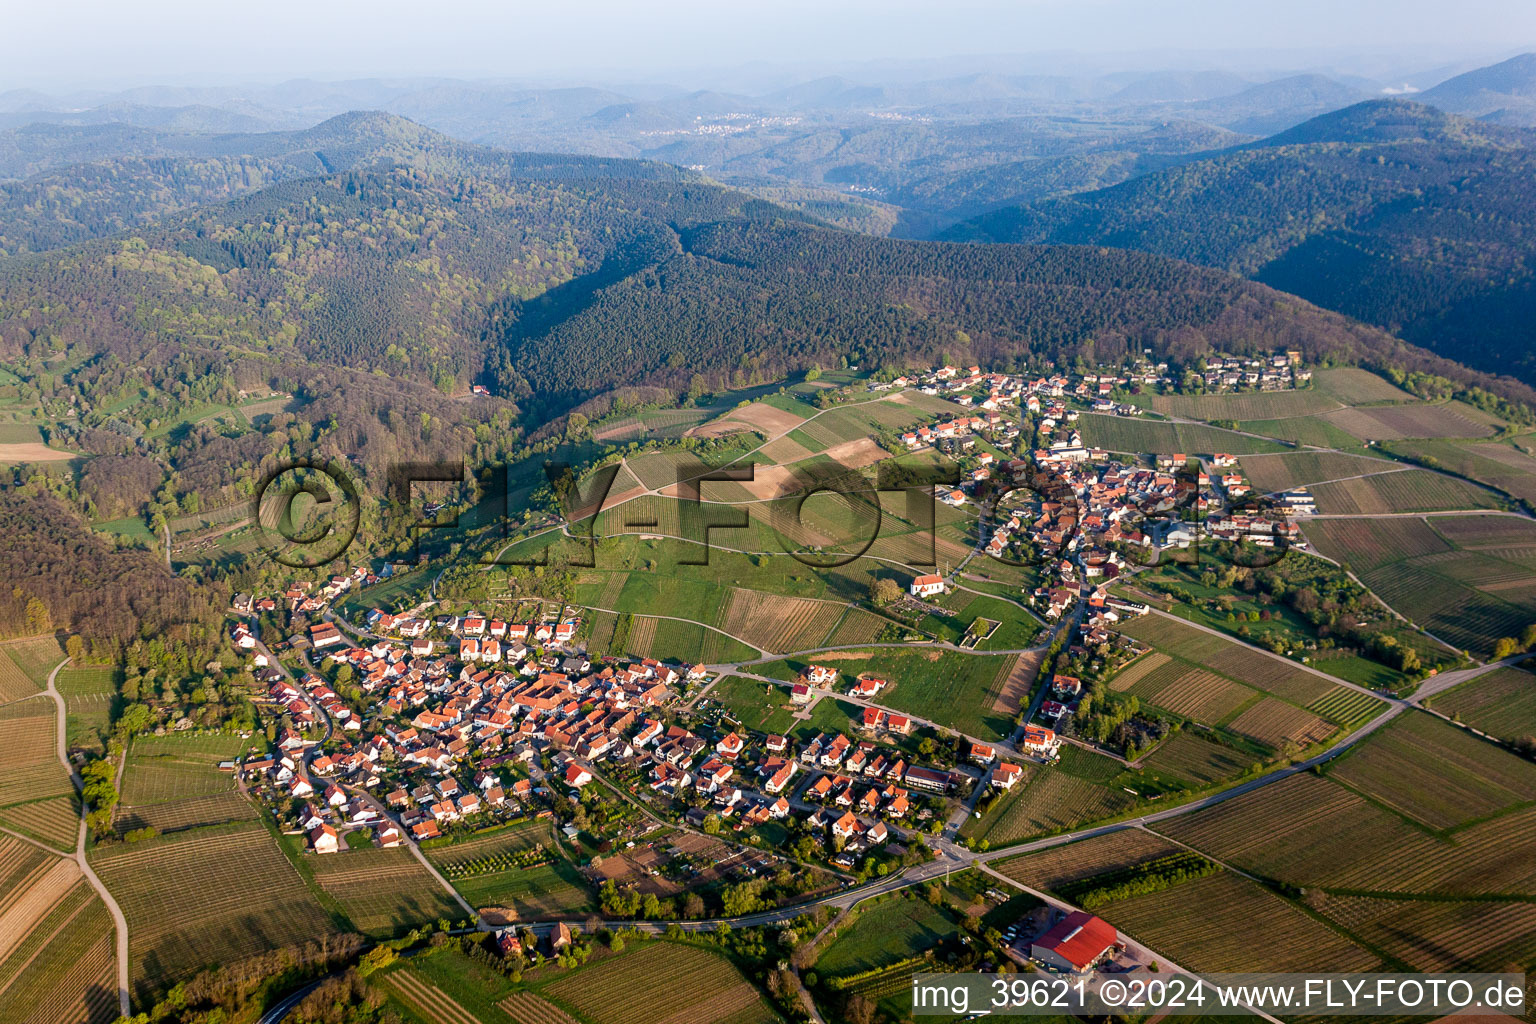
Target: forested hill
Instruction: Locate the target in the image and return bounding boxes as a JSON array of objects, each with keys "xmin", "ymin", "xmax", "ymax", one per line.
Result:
[
  {"xmin": 3, "ymin": 157, "xmax": 1527, "ymax": 433},
  {"xmin": 940, "ymin": 100, "xmax": 1536, "ymax": 384},
  {"xmin": 0, "ymin": 110, "xmax": 698, "ymax": 254},
  {"xmin": 494, "ymin": 218, "xmax": 1518, "ymax": 417}
]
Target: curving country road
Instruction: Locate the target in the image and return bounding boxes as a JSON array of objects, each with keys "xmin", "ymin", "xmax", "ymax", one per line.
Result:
[{"xmin": 41, "ymin": 657, "xmax": 132, "ymax": 1018}]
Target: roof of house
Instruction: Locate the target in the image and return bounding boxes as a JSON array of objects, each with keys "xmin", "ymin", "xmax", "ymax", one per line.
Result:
[{"xmin": 1034, "ymin": 911, "xmax": 1117, "ymax": 970}]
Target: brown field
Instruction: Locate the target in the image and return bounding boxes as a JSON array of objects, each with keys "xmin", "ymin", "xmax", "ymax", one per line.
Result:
[
  {"xmin": 1226, "ymin": 698, "xmax": 1332, "ymax": 748},
  {"xmin": 1323, "ymin": 403, "xmax": 1497, "ymax": 441},
  {"xmin": 993, "ymin": 829, "xmax": 1181, "ymax": 890},
  {"xmin": 712, "ymin": 401, "xmax": 806, "ymax": 435},
  {"xmin": 1303, "ymin": 516, "xmax": 1450, "ymax": 572},
  {"xmin": 0, "ymin": 443, "xmax": 75, "ymax": 463},
  {"xmin": 1237, "ymin": 451, "xmax": 1402, "ymax": 494},
  {"xmin": 1096, "ymin": 871, "xmax": 1381, "ymax": 972},
  {"xmin": 1308, "ymin": 469, "xmax": 1501, "ymax": 515},
  {"xmin": 816, "ymin": 436, "xmax": 888, "ymax": 470},
  {"xmin": 499, "ymin": 991, "xmax": 582, "ymax": 1024},
  {"xmin": 1108, "ymin": 651, "xmax": 1170, "ymax": 692},
  {"xmin": 1143, "ymin": 669, "xmax": 1254, "ymax": 722},
  {"xmin": 1314, "ymin": 895, "xmax": 1536, "ymax": 972},
  {"xmin": 992, "ymin": 648, "xmax": 1045, "ymax": 713}
]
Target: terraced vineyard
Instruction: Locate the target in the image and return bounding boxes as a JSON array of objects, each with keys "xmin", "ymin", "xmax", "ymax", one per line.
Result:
[
  {"xmin": 993, "ymin": 829, "xmax": 1182, "ymax": 890},
  {"xmin": 1427, "ymin": 665, "xmax": 1536, "ymax": 743},
  {"xmin": 1095, "ymin": 871, "xmax": 1381, "ymax": 972},
  {"xmin": 1237, "ymin": 451, "xmax": 1401, "ymax": 493},
  {"xmin": 1325, "ymin": 713, "xmax": 1536, "ymax": 831},
  {"xmin": 308, "ymin": 847, "xmax": 464, "ymax": 938},
  {"xmin": 1308, "ymin": 469, "xmax": 1503, "ymax": 515},
  {"xmin": 541, "ymin": 942, "xmax": 777, "ymax": 1024},
  {"xmin": 90, "ymin": 821, "xmax": 337, "ymax": 1001},
  {"xmin": 1157, "ymin": 770, "xmax": 1536, "ymax": 897}
]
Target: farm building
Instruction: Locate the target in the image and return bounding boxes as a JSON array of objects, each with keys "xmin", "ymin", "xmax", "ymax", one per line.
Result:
[{"xmin": 1031, "ymin": 911, "xmax": 1117, "ymax": 973}]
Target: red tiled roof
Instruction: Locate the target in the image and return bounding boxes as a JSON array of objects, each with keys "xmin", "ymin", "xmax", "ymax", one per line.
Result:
[{"xmin": 1035, "ymin": 911, "xmax": 1116, "ymax": 971}]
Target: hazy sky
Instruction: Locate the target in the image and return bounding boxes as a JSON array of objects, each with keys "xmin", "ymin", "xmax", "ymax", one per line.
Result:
[{"xmin": 6, "ymin": 0, "xmax": 1536, "ymax": 91}]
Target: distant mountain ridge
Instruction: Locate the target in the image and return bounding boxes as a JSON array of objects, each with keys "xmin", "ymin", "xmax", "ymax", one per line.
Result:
[
  {"xmin": 943, "ymin": 98, "xmax": 1536, "ymax": 383},
  {"xmin": 0, "ymin": 111, "xmax": 698, "ymax": 254},
  {"xmin": 1420, "ymin": 52, "xmax": 1536, "ymax": 125}
]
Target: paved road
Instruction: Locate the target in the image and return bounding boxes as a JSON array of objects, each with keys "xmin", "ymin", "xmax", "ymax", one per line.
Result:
[{"xmin": 41, "ymin": 657, "xmax": 132, "ymax": 1018}]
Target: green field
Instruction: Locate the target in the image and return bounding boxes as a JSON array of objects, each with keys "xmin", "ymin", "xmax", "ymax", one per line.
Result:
[
  {"xmin": 755, "ymin": 648, "xmax": 1019, "ymax": 739},
  {"xmin": 1076, "ymin": 415, "xmax": 1287, "ymax": 456},
  {"xmin": 814, "ymin": 896, "xmax": 957, "ymax": 978}
]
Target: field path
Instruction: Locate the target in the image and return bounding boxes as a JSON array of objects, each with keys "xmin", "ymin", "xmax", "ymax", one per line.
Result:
[{"xmin": 42, "ymin": 657, "xmax": 132, "ymax": 1018}]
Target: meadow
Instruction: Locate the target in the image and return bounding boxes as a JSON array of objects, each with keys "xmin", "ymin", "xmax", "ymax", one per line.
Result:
[
  {"xmin": 814, "ymin": 896, "xmax": 957, "ymax": 979},
  {"xmin": 756, "ymin": 648, "xmax": 1020, "ymax": 739}
]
